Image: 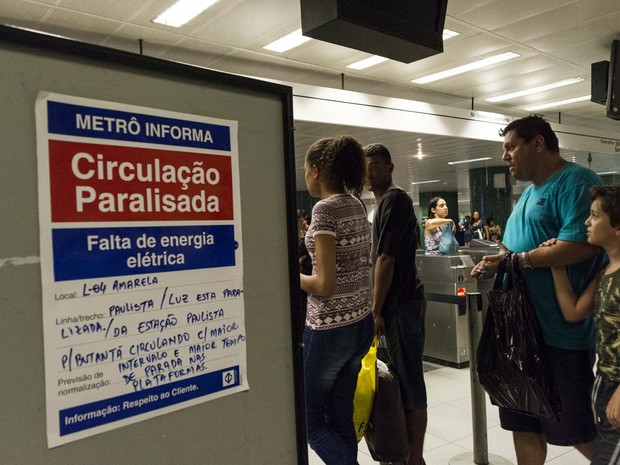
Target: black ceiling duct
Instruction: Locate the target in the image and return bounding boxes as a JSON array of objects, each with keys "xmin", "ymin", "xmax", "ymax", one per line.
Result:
[
  {"xmin": 590, "ymin": 60, "xmax": 609, "ymax": 105},
  {"xmin": 606, "ymin": 39, "xmax": 620, "ymax": 120},
  {"xmin": 300, "ymin": 0, "xmax": 448, "ymax": 64}
]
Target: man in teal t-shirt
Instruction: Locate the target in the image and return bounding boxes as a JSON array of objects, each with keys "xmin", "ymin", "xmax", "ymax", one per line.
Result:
[
  {"xmin": 471, "ymin": 115, "xmax": 604, "ymax": 465},
  {"xmin": 503, "ymin": 162, "xmax": 603, "ymax": 350}
]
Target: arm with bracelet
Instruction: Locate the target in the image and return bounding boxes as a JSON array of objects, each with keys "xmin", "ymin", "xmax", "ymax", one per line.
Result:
[{"xmin": 472, "ymin": 239, "xmax": 599, "ymax": 277}]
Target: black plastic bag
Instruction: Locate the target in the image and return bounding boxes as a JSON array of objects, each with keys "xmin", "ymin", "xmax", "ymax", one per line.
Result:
[
  {"xmin": 364, "ymin": 346, "xmax": 409, "ymax": 462},
  {"xmin": 476, "ymin": 253, "xmax": 561, "ymax": 420}
]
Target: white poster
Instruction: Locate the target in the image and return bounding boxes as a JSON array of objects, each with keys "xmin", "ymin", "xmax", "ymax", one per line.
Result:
[{"xmin": 35, "ymin": 92, "xmax": 247, "ymax": 448}]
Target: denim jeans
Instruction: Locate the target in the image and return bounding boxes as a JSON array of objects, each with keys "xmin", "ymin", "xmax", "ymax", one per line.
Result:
[{"xmin": 303, "ymin": 314, "xmax": 374, "ymax": 465}]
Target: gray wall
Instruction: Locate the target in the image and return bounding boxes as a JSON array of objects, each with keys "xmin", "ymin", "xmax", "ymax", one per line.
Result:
[{"xmin": 0, "ymin": 26, "xmax": 302, "ymax": 465}]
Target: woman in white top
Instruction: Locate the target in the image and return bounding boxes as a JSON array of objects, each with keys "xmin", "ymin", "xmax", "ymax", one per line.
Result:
[{"xmin": 424, "ymin": 197, "xmax": 454, "ymax": 256}]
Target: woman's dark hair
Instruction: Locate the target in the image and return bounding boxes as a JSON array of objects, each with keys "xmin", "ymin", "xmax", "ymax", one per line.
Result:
[
  {"xmin": 305, "ymin": 135, "xmax": 366, "ymax": 196},
  {"xmin": 499, "ymin": 115, "xmax": 559, "ymax": 153},
  {"xmin": 589, "ymin": 185, "xmax": 620, "ymax": 227},
  {"xmin": 427, "ymin": 197, "xmax": 443, "ymax": 219}
]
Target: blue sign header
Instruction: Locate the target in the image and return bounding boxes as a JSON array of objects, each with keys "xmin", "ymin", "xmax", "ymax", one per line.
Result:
[{"xmin": 47, "ymin": 101, "xmax": 231, "ymax": 150}]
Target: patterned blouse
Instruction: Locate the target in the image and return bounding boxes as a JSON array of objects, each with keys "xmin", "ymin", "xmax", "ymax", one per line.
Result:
[
  {"xmin": 305, "ymin": 194, "xmax": 371, "ymax": 330},
  {"xmin": 424, "ymin": 227, "xmax": 442, "ymax": 256}
]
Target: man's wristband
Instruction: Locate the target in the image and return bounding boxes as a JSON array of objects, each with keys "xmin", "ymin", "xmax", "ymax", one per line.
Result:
[{"xmin": 520, "ymin": 251, "xmax": 534, "ymax": 270}]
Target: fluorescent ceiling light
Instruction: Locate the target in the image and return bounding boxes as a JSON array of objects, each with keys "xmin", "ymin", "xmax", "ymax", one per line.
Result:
[
  {"xmin": 347, "ymin": 55, "xmax": 389, "ymax": 70},
  {"xmin": 524, "ymin": 95, "xmax": 591, "ymax": 111},
  {"xmin": 486, "ymin": 77, "xmax": 586, "ymax": 103},
  {"xmin": 442, "ymin": 29, "xmax": 460, "ymax": 40},
  {"xmin": 411, "ymin": 180, "xmax": 441, "ymax": 185},
  {"xmin": 263, "ymin": 28, "xmax": 311, "ymax": 53},
  {"xmin": 412, "ymin": 52, "xmax": 520, "ymax": 84},
  {"xmin": 448, "ymin": 157, "xmax": 493, "ymax": 165},
  {"xmin": 152, "ymin": 0, "xmax": 220, "ymax": 28},
  {"xmin": 597, "ymin": 171, "xmax": 618, "ymax": 176}
]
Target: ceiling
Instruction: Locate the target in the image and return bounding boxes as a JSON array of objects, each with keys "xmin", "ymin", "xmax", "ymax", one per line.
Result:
[{"xmin": 2, "ymin": 0, "xmax": 619, "ymax": 203}]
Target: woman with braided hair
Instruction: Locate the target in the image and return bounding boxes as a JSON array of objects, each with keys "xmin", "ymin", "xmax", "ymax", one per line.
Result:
[{"xmin": 300, "ymin": 135, "xmax": 374, "ymax": 465}]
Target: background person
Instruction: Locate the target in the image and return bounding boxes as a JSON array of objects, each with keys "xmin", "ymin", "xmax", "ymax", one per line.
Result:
[
  {"xmin": 298, "ymin": 212, "xmax": 312, "ymax": 321},
  {"xmin": 300, "ymin": 135, "xmax": 374, "ymax": 465},
  {"xmin": 463, "ymin": 214, "xmax": 473, "ymax": 247},
  {"xmin": 487, "ymin": 216, "xmax": 502, "ymax": 242},
  {"xmin": 364, "ymin": 143, "xmax": 427, "ymax": 465},
  {"xmin": 423, "ymin": 197, "xmax": 454, "ymax": 256},
  {"xmin": 471, "ymin": 210, "xmax": 487, "ymax": 240},
  {"xmin": 471, "ymin": 115, "xmax": 604, "ymax": 465},
  {"xmin": 545, "ymin": 185, "xmax": 620, "ymax": 465}
]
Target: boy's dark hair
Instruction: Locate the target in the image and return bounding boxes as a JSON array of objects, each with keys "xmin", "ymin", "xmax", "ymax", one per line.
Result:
[
  {"xmin": 499, "ymin": 115, "xmax": 560, "ymax": 153},
  {"xmin": 363, "ymin": 143, "xmax": 392, "ymax": 164},
  {"xmin": 589, "ymin": 185, "xmax": 620, "ymax": 227}
]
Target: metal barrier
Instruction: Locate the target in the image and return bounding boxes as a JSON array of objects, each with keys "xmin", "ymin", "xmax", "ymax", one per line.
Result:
[
  {"xmin": 417, "ymin": 254, "xmax": 477, "ymax": 368},
  {"xmin": 424, "ymin": 291, "xmax": 513, "ymax": 465}
]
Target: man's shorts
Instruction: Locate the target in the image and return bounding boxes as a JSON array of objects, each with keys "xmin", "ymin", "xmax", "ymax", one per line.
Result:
[
  {"xmin": 383, "ymin": 296, "xmax": 427, "ymax": 411},
  {"xmin": 499, "ymin": 345, "xmax": 596, "ymax": 446}
]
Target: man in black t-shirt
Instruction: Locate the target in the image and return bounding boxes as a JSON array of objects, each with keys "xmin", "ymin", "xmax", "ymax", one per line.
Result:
[{"xmin": 364, "ymin": 144, "xmax": 427, "ymax": 465}]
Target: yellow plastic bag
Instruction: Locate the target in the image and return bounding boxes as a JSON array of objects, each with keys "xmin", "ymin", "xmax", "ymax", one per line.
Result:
[{"xmin": 353, "ymin": 336, "xmax": 377, "ymax": 442}]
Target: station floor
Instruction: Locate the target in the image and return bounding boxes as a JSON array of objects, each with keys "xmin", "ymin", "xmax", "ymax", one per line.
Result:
[{"xmin": 308, "ymin": 361, "xmax": 589, "ymax": 465}]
